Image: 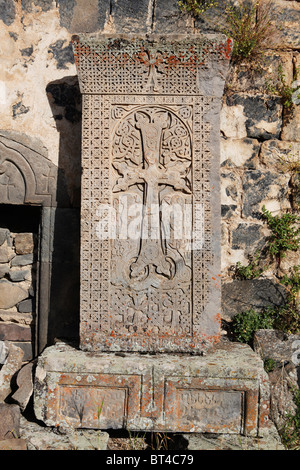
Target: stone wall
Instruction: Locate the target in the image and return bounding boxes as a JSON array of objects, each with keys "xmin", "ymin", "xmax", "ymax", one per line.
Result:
[
  {"xmin": 0, "ymin": 228, "xmax": 36, "ymax": 361},
  {"xmin": 0, "ymin": 0, "xmax": 299, "ymax": 349}
]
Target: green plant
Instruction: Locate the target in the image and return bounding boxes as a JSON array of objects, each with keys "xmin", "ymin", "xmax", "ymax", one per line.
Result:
[
  {"xmin": 273, "ymin": 303, "xmax": 300, "ymax": 335},
  {"xmin": 266, "ymin": 64, "xmax": 300, "ymax": 109},
  {"xmin": 177, "ymin": 0, "xmax": 218, "ymax": 17},
  {"xmin": 281, "ymin": 265, "xmax": 300, "ymax": 300},
  {"xmin": 149, "ymin": 432, "xmax": 172, "ymax": 450},
  {"xmin": 261, "ymin": 206, "xmax": 300, "ymax": 260},
  {"xmin": 280, "ymin": 387, "xmax": 300, "ymax": 450},
  {"xmin": 232, "ymin": 308, "xmax": 276, "ymax": 344},
  {"xmin": 264, "ymin": 357, "xmax": 277, "ymax": 373},
  {"xmin": 128, "ymin": 430, "xmax": 147, "ymax": 450},
  {"xmin": 222, "ymin": 0, "xmax": 279, "ymax": 66},
  {"xmin": 235, "ymin": 251, "xmax": 264, "ymax": 280}
]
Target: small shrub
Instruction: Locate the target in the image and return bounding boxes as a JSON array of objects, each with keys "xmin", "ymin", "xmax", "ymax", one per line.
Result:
[
  {"xmin": 264, "ymin": 357, "xmax": 277, "ymax": 373},
  {"xmin": 266, "ymin": 64, "xmax": 300, "ymax": 109},
  {"xmin": 273, "ymin": 304, "xmax": 300, "ymax": 336},
  {"xmin": 261, "ymin": 206, "xmax": 300, "ymax": 259},
  {"xmin": 177, "ymin": 0, "xmax": 218, "ymax": 16},
  {"xmin": 235, "ymin": 252, "xmax": 264, "ymax": 280},
  {"xmin": 222, "ymin": 0, "xmax": 279, "ymax": 66},
  {"xmin": 281, "ymin": 265, "xmax": 300, "ymax": 300},
  {"xmin": 232, "ymin": 308, "xmax": 276, "ymax": 344}
]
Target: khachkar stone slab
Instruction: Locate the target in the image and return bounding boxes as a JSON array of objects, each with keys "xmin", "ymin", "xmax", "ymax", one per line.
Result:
[
  {"xmin": 72, "ymin": 34, "xmax": 233, "ymax": 353},
  {"xmin": 34, "ymin": 341, "xmax": 271, "ymax": 435}
]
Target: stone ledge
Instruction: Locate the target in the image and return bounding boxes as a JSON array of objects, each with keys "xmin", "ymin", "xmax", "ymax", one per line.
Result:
[{"xmin": 34, "ymin": 341, "xmax": 271, "ymax": 436}]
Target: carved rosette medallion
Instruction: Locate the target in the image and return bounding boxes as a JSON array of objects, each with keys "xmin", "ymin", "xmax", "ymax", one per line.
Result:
[{"xmin": 73, "ymin": 35, "xmax": 232, "ymax": 352}]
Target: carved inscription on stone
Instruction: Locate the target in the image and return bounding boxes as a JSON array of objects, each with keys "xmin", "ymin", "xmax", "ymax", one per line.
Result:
[
  {"xmin": 59, "ymin": 385, "xmax": 127, "ymax": 428},
  {"xmin": 176, "ymin": 390, "xmax": 243, "ymax": 432}
]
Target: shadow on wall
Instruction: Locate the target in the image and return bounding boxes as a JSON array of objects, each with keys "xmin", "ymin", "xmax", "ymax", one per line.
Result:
[{"xmin": 45, "ymin": 75, "xmax": 82, "ymax": 348}]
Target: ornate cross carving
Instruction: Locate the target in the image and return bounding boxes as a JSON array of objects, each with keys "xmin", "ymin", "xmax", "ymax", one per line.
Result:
[{"xmin": 113, "ymin": 109, "xmax": 191, "ymax": 283}]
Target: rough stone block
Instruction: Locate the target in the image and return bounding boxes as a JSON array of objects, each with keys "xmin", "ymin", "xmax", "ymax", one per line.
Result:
[
  {"xmin": 8, "ymin": 269, "xmax": 31, "ymax": 282},
  {"xmin": 281, "ymin": 108, "xmax": 300, "ymax": 142},
  {"xmin": 221, "ymin": 137, "xmax": 260, "ymax": 168},
  {"xmin": 0, "ymin": 438, "xmax": 27, "ymax": 450},
  {"xmin": 11, "ymin": 254, "xmax": 34, "ymax": 267},
  {"xmin": 12, "ymin": 362, "xmax": 35, "ymax": 411},
  {"xmin": 14, "ymin": 233, "xmax": 34, "ymax": 255},
  {"xmin": 17, "ymin": 298, "xmax": 33, "ymax": 313},
  {"xmin": 260, "ymin": 140, "xmax": 300, "ymax": 172},
  {"xmin": 222, "ymin": 94, "xmax": 282, "ymax": 140},
  {"xmin": 0, "ymin": 229, "xmax": 10, "ymax": 247},
  {"xmin": 222, "ymin": 279, "xmax": 288, "ymax": 321},
  {"xmin": 0, "ymin": 404, "xmax": 20, "ymax": 440},
  {"xmin": 242, "ymin": 170, "xmax": 290, "ymax": 219},
  {"xmin": 0, "ymin": 242, "xmax": 15, "ymax": 263},
  {"xmin": 0, "ymin": 323, "xmax": 31, "ymax": 342},
  {"xmin": 0, "ymin": 280, "xmax": 28, "ymax": 309},
  {"xmin": 13, "ymin": 342, "xmax": 33, "ymax": 362},
  {"xmin": 0, "ymin": 343, "xmax": 24, "ymax": 401},
  {"xmin": 34, "ymin": 342, "xmax": 271, "ymax": 436},
  {"xmin": 0, "ymin": 340, "xmax": 8, "ymax": 364},
  {"xmin": 0, "ymin": 265, "xmax": 9, "ymax": 279},
  {"xmin": 254, "ymin": 329, "xmax": 300, "ymax": 367}
]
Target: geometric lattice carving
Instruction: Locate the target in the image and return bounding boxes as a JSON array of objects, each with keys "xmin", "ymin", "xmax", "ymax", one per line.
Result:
[{"xmin": 73, "ymin": 35, "xmax": 232, "ymax": 352}]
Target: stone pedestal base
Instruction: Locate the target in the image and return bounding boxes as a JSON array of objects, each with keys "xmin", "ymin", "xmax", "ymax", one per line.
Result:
[{"xmin": 34, "ymin": 341, "xmax": 271, "ymax": 436}]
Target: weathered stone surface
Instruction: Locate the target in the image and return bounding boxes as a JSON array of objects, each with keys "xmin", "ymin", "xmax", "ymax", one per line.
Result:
[
  {"xmin": 0, "ymin": 0, "xmax": 16, "ymax": 26},
  {"xmin": 272, "ymin": 0, "xmax": 300, "ymax": 49},
  {"xmin": 260, "ymin": 140, "xmax": 300, "ymax": 172},
  {"xmin": 17, "ymin": 299, "xmax": 33, "ymax": 313},
  {"xmin": 0, "ymin": 340, "xmax": 8, "ymax": 364},
  {"xmin": 0, "ymin": 229, "xmax": 10, "ymax": 246},
  {"xmin": 0, "ymin": 438, "xmax": 27, "ymax": 450},
  {"xmin": 231, "ymin": 223, "xmax": 267, "ymax": 258},
  {"xmin": 268, "ymin": 362, "xmax": 299, "ymax": 430},
  {"xmin": 0, "ymin": 280, "xmax": 28, "ymax": 309},
  {"xmin": 0, "ymin": 265, "xmax": 9, "ymax": 279},
  {"xmin": 0, "ymin": 323, "xmax": 31, "ymax": 342},
  {"xmin": 222, "ymin": 279, "xmax": 288, "ymax": 321},
  {"xmin": 11, "ymin": 362, "xmax": 35, "ymax": 411},
  {"xmin": 184, "ymin": 422, "xmax": 284, "ymax": 450},
  {"xmin": 278, "ymin": 249, "xmax": 300, "ymax": 277},
  {"xmin": 14, "ymin": 342, "xmax": 33, "ymax": 363},
  {"xmin": 48, "ymin": 39, "xmax": 75, "ymax": 70},
  {"xmin": 20, "ymin": 416, "xmax": 109, "ymax": 450},
  {"xmin": 14, "ymin": 233, "xmax": 34, "ymax": 255},
  {"xmin": 0, "ymin": 404, "xmax": 20, "ymax": 440},
  {"xmin": 11, "ymin": 254, "xmax": 34, "ymax": 267},
  {"xmin": 221, "ymin": 137, "xmax": 260, "ymax": 168},
  {"xmin": 254, "ymin": 329, "xmax": 300, "ymax": 367},
  {"xmin": 222, "ymin": 94, "xmax": 283, "ymax": 140},
  {"xmin": 0, "ymin": 343, "xmax": 24, "ymax": 402},
  {"xmin": 154, "ymin": 0, "xmax": 198, "ymax": 34},
  {"xmin": 0, "ymin": 310, "xmax": 33, "ymax": 325},
  {"xmin": 8, "ymin": 269, "xmax": 31, "ymax": 282},
  {"xmin": 0, "ymin": 242, "xmax": 15, "ymax": 263},
  {"xmin": 242, "ymin": 170, "xmax": 291, "ymax": 219},
  {"xmin": 0, "ymin": 131, "xmax": 70, "ymax": 208},
  {"xmin": 73, "ymin": 33, "xmax": 232, "ymax": 353},
  {"xmin": 34, "ymin": 341, "xmax": 270, "ymax": 435},
  {"xmin": 281, "ymin": 107, "xmax": 300, "ymax": 142},
  {"xmin": 21, "ymin": 0, "xmax": 53, "ymax": 13}
]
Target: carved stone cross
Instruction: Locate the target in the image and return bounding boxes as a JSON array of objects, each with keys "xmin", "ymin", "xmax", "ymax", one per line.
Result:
[{"xmin": 113, "ymin": 109, "xmax": 191, "ymax": 282}]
